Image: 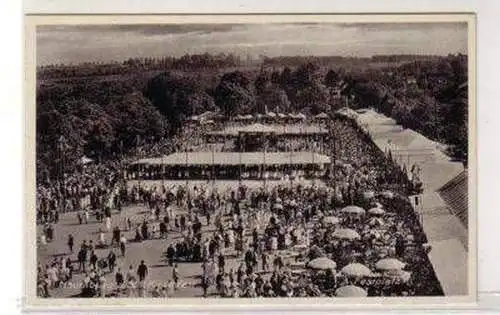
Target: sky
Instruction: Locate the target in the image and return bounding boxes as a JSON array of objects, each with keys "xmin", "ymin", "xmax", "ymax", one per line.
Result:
[{"xmin": 36, "ymin": 23, "xmax": 468, "ymax": 66}]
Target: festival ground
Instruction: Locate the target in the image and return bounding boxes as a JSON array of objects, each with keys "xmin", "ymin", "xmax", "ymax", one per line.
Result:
[{"xmin": 37, "ymin": 193, "xmax": 305, "ymax": 298}]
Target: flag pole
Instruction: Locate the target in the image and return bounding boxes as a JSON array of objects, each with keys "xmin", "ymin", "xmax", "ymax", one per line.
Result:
[
  {"xmin": 136, "ymin": 135, "xmax": 142, "ymax": 188},
  {"xmin": 239, "ymin": 132, "xmax": 243, "ymax": 184},
  {"xmin": 212, "ymin": 144, "xmax": 215, "ymax": 190},
  {"xmin": 312, "ymin": 137, "xmax": 315, "ymax": 185},
  {"xmin": 161, "ymin": 120, "xmax": 165, "ymax": 190},
  {"xmin": 263, "ymin": 134, "xmax": 266, "ymax": 190},
  {"xmin": 332, "ymin": 115, "xmax": 337, "ymax": 204},
  {"xmin": 290, "ymin": 137, "xmax": 293, "ymax": 188},
  {"xmin": 185, "ymin": 147, "xmax": 188, "ymax": 188}
]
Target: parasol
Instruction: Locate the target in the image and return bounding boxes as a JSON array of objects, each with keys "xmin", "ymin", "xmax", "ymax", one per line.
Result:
[
  {"xmin": 315, "ymin": 112, "xmax": 328, "ymax": 119},
  {"xmin": 363, "ymin": 191, "xmax": 375, "ymax": 199},
  {"xmin": 375, "ymin": 258, "xmax": 406, "ymax": 271},
  {"xmin": 341, "ymin": 263, "xmax": 372, "ymax": 277},
  {"xmin": 323, "ymin": 216, "xmax": 340, "ymax": 225},
  {"xmin": 335, "ymin": 285, "xmax": 368, "ymax": 297},
  {"xmin": 381, "ymin": 191, "xmax": 395, "ymax": 199},
  {"xmin": 341, "ymin": 206, "xmax": 366, "ymax": 215},
  {"xmin": 383, "ymin": 270, "xmax": 411, "ymax": 283},
  {"xmin": 332, "ymin": 228, "xmax": 360, "ymax": 240},
  {"xmin": 306, "ymin": 257, "xmax": 337, "ymax": 270},
  {"xmin": 79, "ymin": 156, "xmax": 94, "ymax": 165},
  {"xmin": 368, "ymin": 207, "xmax": 385, "ymax": 216}
]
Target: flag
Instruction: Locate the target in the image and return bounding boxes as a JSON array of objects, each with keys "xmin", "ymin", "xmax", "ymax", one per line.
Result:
[
  {"xmin": 402, "ymin": 163, "xmax": 408, "ymax": 181},
  {"xmin": 409, "ymin": 194, "xmax": 423, "ymax": 211}
]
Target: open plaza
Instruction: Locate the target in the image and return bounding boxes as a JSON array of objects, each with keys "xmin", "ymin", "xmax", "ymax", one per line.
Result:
[{"xmin": 36, "ymin": 109, "xmax": 467, "ymax": 298}]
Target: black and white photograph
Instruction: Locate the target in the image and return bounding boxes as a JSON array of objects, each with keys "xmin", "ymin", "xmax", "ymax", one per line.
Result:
[{"xmin": 26, "ymin": 14, "xmax": 476, "ymax": 308}]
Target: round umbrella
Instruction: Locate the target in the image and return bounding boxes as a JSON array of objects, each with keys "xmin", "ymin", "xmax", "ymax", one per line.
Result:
[
  {"xmin": 335, "ymin": 285, "xmax": 368, "ymax": 297},
  {"xmin": 368, "ymin": 207, "xmax": 385, "ymax": 216},
  {"xmin": 363, "ymin": 191, "xmax": 375, "ymax": 199},
  {"xmin": 323, "ymin": 216, "xmax": 340, "ymax": 225},
  {"xmin": 332, "ymin": 228, "xmax": 360, "ymax": 240},
  {"xmin": 375, "ymin": 258, "xmax": 406, "ymax": 271},
  {"xmin": 341, "ymin": 206, "xmax": 365, "ymax": 215},
  {"xmin": 306, "ymin": 257, "xmax": 337, "ymax": 270},
  {"xmin": 273, "ymin": 203, "xmax": 283, "ymax": 210},
  {"xmin": 341, "ymin": 263, "xmax": 372, "ymax": 277},
  {"xmin": 383, "ymin": 270, "xmax": 411, "ymax": 283},
  {"xmin": 381, "ymin": 191, "xmax": 394, "ymax": 199}
]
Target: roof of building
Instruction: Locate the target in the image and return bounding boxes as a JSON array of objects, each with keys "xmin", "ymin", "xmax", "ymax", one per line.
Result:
[
  {"xmin": 131, "ymin": 151, "xmax": 331, "ymax": 166},
  {"xmin": 206, "ymin": 123, "xmax": 328, "ymax": 137},
  {"xmin": 437, "ymin": 170, "xmax": 468, "ymax": 228}
]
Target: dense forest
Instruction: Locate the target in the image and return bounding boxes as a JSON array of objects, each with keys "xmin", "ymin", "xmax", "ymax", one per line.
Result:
[{"xmin": 36, "ymin": 53, "xmax": 469, "ymax": 178}]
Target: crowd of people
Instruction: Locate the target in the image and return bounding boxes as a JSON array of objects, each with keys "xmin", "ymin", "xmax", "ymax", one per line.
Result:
[
  {"xmin": 36, "ymin": 162, "xmax": 121, "ymax": 224},
  {"xmin": 36, "ymin": 113, "xmax": 440, "ymax": 299}
]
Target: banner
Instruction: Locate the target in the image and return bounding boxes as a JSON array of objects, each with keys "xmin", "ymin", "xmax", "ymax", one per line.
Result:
[{"xmin": 409, "ymin": 194, "xmax": 424, "ymax": 225}]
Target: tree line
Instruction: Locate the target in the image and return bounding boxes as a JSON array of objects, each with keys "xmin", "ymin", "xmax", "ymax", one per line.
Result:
[
  {"xmin": 36, "ymin": 53, "xmax": 469, "ymax": 180},
  {"xmin": 37, "ymin": 53, "xmax": 244, "ymax": 81}
]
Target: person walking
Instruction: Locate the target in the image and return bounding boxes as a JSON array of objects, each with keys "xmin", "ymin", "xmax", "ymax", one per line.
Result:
[
  {"xmin": 105, "ymin": 216, "xmax": 112, "ymax": 232},
  {"xmin": 137, "ymin": 260, "xmax": 148, "ymax": 282},
  {"xmin": 115, "ymin": 268, "xmax": 124, "ymax": 294},
  {"xmin": 261, "ymin": 252, "xmax": 268, "ymax": 272},
  {"xmin": 67, "ymin": 234, "xmax": 74, "ymax": 253},
  {"xmin": 89, "ymin": 250, "xmax": 98, "ymax": 271},
  {"xmin": 107, "ymin": 249, "xmax": 117, "ymax": 273},
  {"xmin": 172, "ymin": 264, "xmax": 179, "ymax": 291},
  {"xmin": 218, "ymin": 253, "xmax": 225, "ymax": 273},
  {"xmin": 167, "ymin": 244, "xmax": 175, "ymax": 266},
  {"xmin": 77, "ymin": 245, "xmax": 87, "ymax": 273},
  {"xmin": 119, "ymin": 234, "xmax": 127, "ymax": 257}
]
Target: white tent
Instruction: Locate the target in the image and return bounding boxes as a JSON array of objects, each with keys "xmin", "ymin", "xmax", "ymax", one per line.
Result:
[
  {"xmin": 80, "ymin": 156, "xmax": 94, "ymax": 165},
  {"xmin": 315, "ymin": 112, "xmax": 329, "ymax": 119}
]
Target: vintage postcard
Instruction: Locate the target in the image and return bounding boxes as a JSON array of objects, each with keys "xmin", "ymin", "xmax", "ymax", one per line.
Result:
[{"xmin": 24, "ymin": 14, "xmax": 477, "ymax": 311}]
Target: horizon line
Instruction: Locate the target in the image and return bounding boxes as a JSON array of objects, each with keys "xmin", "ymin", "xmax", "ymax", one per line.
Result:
[{"xmin": 36, "ymin": 52, "xmax": 466, "ymax": 69}]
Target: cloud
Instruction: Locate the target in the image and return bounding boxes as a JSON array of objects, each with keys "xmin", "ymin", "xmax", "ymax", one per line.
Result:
[
  {"xmin": 37, "ymin": 24, "xmax": 240, "ymax": 35},
  {"xmin": 36, "ymin": 23, "xmax": 468, "ymax": 65}
]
